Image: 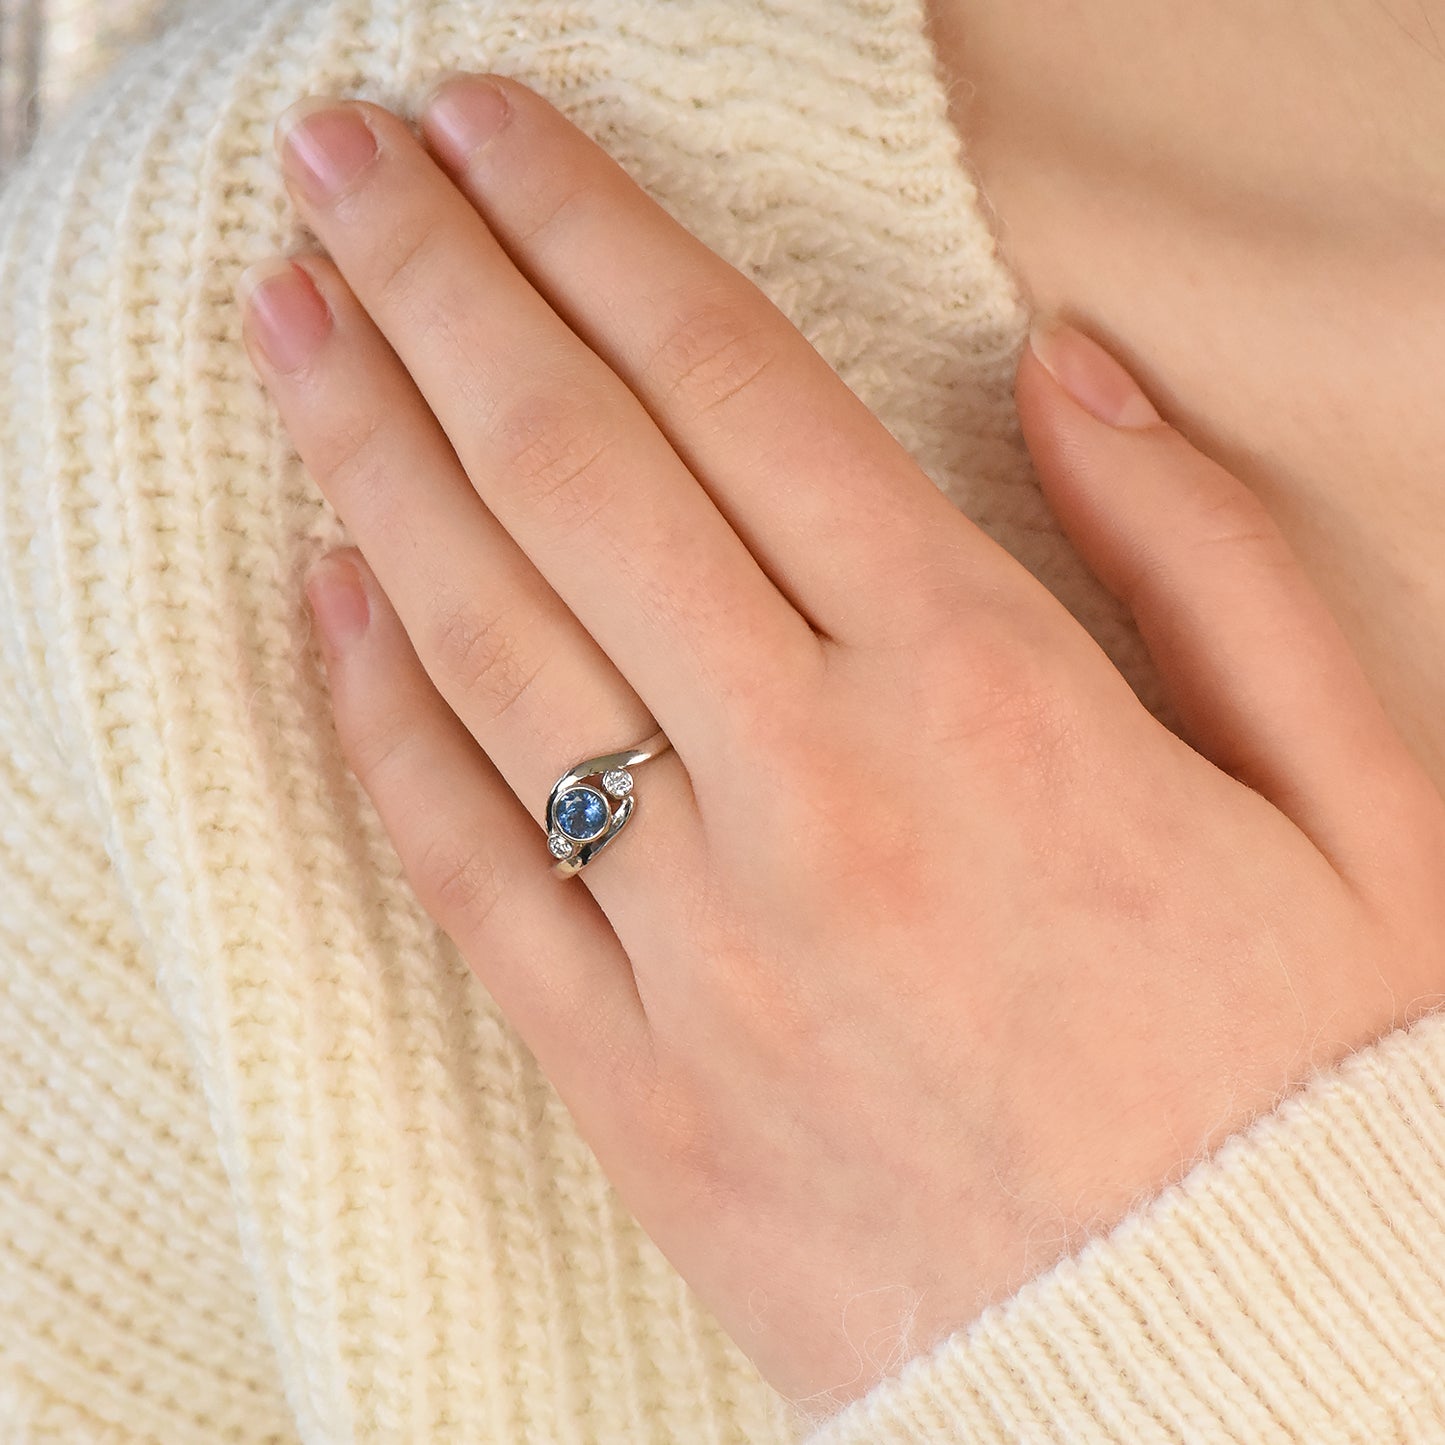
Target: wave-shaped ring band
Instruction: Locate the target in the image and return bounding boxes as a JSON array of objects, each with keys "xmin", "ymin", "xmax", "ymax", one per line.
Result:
[{"xmin": 544, "ymin": 728, "xmax": 672, "ymax": 877}]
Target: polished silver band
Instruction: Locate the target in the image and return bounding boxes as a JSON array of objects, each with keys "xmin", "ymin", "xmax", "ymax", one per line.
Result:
[{"xmin": 544, "ymin": 728, "xmax": 671, "ymax": 877}]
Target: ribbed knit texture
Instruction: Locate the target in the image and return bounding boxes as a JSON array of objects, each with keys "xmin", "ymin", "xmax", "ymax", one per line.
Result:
[{"xmin": 1, "ymin": 1, "xmax": 1443, "ymax": 1441}]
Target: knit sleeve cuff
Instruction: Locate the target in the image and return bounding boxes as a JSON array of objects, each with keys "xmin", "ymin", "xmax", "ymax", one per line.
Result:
[{"xmin": 792, "ymin": 1009, "xmax": 1445, "ymax": 1444}]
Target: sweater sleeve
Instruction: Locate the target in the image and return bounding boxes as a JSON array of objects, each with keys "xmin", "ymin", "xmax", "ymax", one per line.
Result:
[{"xmin": 792, "ymin": 1007, "xmax": 1445, "ymax": 1443}]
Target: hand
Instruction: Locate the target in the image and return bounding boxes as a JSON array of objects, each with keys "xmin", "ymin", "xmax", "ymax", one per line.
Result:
[{"xmin": 236, "ymin": 73, "xmax": 1445, "ymax": 1411}]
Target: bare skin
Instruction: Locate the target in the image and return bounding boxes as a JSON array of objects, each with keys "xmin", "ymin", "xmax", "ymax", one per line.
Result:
[{"xmin": 923, "ymin": 0, "xmax": 1445, "ymax": 799}]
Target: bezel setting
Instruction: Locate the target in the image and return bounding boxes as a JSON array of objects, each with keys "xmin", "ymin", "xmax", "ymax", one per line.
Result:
[
  {"xmin": 554, "ymin": 784, "xmax": 611, "ymax": 841},
  {"xmin": 601, "ymin": 768, "xmax": 634, "ymax": 798}
]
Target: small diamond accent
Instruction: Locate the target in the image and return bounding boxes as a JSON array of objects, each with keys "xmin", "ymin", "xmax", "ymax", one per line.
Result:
[
  {"xmin": 548, "ymin": 833, "xmax": 575, "ymax": 859},
  {"xmin": 602, "ymin": 769, "xmax": 634, "ymax": 798}
]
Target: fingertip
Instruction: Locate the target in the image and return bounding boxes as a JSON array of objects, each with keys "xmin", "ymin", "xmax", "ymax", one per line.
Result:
[
  {"xmin": 306, "ymin": 549, "xmax": 371, "ymax": 660},
  {"xmin": 422, "ymin": 74, "xmax": 513, "ymax": 163},
  {"xmin": 1025, "ymin": 318, "xmax": 1166, "ymax": 431}
]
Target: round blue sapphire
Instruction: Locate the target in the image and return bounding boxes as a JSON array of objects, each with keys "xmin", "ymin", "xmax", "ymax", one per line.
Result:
[{"xmin": 555, "ymin": 786, "xmax": 609, "ymax": 841}]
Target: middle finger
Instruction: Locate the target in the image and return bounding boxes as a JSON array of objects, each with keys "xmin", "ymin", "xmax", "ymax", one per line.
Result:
[{"xmin": 272, "ymin": 97, "xmax": 820, "ymax": 746}]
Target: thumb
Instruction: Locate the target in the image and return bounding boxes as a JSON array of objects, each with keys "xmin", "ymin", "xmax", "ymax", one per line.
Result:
[{"xmin": 1015, "ymin": 316, "xmax": 1428, "ymax": 887}]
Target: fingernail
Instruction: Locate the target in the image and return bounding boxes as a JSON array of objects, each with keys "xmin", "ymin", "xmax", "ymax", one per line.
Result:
[
  {"xmin": 306, "ymin": 553, "xmax": 371, "ymax": 658},
  {"xmin": 424, "ymin": 75, "xmax": 511, "ymax": 160},
  {"xmin": 1028, "ymin": 319, "xmax": 1163, "ymax": 429},
  {"xmin": 276, "ymin": 99, "xmax": 380, "ymax": 203},
  {"xmin": 237, "ymin": 258, "xmax": 333, "ymax": 373}
]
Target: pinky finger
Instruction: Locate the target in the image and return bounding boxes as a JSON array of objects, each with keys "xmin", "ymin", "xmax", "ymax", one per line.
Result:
[{"xmin": 305, "ymin": 544, "xmax": 654, "ymax": 1117}]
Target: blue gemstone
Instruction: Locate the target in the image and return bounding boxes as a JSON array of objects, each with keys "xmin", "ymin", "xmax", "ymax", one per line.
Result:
[{"xmin": 555, "ymin": 786, "xmax": 609, "ymax": 841}]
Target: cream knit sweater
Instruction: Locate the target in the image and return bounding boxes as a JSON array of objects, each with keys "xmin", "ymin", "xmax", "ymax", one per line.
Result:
[{"xmin": 4, "ymin": 0, "xmax": 1445, "ymax": 1440}]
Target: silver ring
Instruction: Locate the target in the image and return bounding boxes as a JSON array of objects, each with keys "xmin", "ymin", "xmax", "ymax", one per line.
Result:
[{"xmin": 544, "ymin": 728, "xmax": 672, "ymax": 877}]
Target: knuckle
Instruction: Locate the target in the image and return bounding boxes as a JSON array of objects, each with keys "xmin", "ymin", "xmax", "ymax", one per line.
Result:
[
  {"xmin": 645, "ymin": 290, "xmax": 782, "ymax": 423},
  {"xmin": 412, "ymin": 832, "xmax": 505, "ymax": 934},
  {"xmin": 425, "ymin": 598, "xmax": 546, "ymax": 728},
  {"xmin": 360, "ymin": 218, "xmax": 476, "ymax": 360},
  {"xmin": 1120, "ymin": 460, "xmax": 1297, "ymax": 614},
  {"xmin": 1194, "ymin": 513, "xmax": 1289, "ymax": 566},
  {"xmin": 918, "ymin": 622, "xmax": 1085, "ymax": 777},
  {"xmin": 1187, "ymin": 463, "xmax": 1291, "ymax": 560},
  {"xmin": 368, "ymin": 220, "xmax": 443, "ymax": 317},
  {"xmin": 487, "ymin": 386, "xmax": 621, "ymax": 532},
  {"xmin": 511, "ymin": 179, "xmax": 592, "ymax": 252},
  {"xmin": 321, "ymin": 415, "xmax": 403, "ymax": 525},
  {"xmin": 339, "ymin": 698, "xmax": 417, "ymax": 790}
]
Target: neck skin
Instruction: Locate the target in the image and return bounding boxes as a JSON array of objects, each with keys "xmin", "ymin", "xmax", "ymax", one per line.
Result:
[{"xmin": 923, "ymin": 0, "xmax": 1445, "ymax": 799}]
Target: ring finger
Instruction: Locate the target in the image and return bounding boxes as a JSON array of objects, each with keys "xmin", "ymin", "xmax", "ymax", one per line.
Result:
[
  {"xmin": 238, "ymin": 250, "xmax": 702, "ymax": 936},
  {"xmin": 308, "ymin": 542, "xmax": 654, "ymax": 1136}
]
